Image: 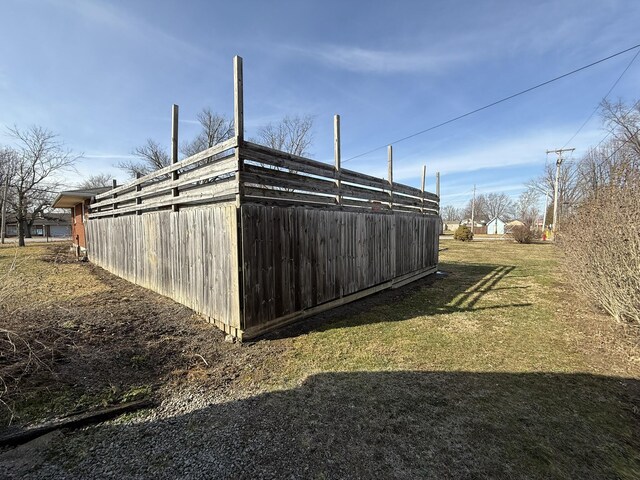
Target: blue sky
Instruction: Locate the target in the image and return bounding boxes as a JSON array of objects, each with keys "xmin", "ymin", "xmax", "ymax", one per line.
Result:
[{"xmin": 2, "ymin": 0, "xmax": 639, "ymax": 209}]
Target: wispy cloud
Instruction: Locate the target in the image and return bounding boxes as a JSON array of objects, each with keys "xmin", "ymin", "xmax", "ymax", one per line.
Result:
[
  {"xmin": 284, "ymin": 44, "xmax": 468, "ymax": 74},
  {"xmin": 346, "ymin": 126, "xmax": 604, "ymax": 182},
  {"xmin": 83, "ymin": 153, "xmax": 137, "ymax": 160},
  {"xmin": 277, "ymin": 1, "xmax": 636, "ymax": 77},
  {"xmin": 45, "ymin": 0, "xmax": 206, "ymax": 60}
]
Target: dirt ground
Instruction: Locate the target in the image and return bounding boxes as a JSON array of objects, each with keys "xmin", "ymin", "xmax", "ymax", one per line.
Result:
[
  {"xmin": 0, "ymin": 243, "xmax": 289, "ymax": 428},
  {"xmin": 0, "ymin": 243, "xmax": 443, "ymax": 430}
]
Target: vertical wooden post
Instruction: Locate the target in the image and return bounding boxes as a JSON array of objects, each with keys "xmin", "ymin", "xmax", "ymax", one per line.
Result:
[
  {"xmin": 435, "ymin": 171, "xmax": 441, "ymax": 215},
  {"xmin": 233, "ymin": 56, "xmax": 245, "ymax": 329},
  {"xmin": 387, "ymin": 145, "xmax": 393, "ymax": 210},
  {"xmin": 234, "ymin": 56, "xmax": 244, "ymax": 143},
  {"xmin": 420, "ymin": 165, "xmax": 426, "ymax": 214},
  {"xmin": 171, "ymin": 104, "xmax": 179, "ymax": 212},
  {"xmin": 334, "ymin": 114, "xmax": 341, "ymax": 206},
  {"xmin": 171, "ymin": 104, "xmax": 179, "ymax": 165},
  {"xmin": 112, "ymin": 179, "xmax": 117, "ymax": 217},
  {"xmin": 233, "ymin": 56, "xmax": 245, "ymax": 208},
  {"xmin": 136, "ymin": 172, "xmax": 142, "ymax": 216}
]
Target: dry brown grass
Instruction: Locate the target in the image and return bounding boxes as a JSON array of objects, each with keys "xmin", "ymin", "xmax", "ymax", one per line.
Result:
[{"xmin": 0, "ymin": 243, "xmax": 286, "ymax": 427}]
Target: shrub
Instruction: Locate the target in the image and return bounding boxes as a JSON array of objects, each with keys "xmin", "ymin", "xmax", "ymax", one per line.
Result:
[
  {"xmin": 559, "ymin": 176, "xmax": 640, "ymax": 326},
  {"xmin": 511, "ymin": 225, "xmax": 533, "ymax": 244},
  {"xmin": 454, "ymin": 225, "xmax": 473, "ymax": 241}
]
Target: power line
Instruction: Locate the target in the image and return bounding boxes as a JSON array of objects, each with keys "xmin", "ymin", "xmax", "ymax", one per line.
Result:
[
  {"xmin": 562, "ymin": 50, "xmax": 640, "ymax": 155},
  {"xmin": 343, "ymin": 43, "xmax": 640, "ymax": 163},
  {"xmin": 562, "ymin": 48, "xmax": 640, "ymax": 149}
]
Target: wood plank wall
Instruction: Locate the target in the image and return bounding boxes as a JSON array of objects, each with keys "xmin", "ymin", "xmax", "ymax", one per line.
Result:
[
  {"xmin": 86, "ymin": 203, "xmax": 240, "ymax": 331},
  {"xmin": 85, "ymin": 137, "xmax": 441, "ymax": 338},
  {"xmin": 240, "ymin": 203, "xmax": 439, "ymax": 333}
]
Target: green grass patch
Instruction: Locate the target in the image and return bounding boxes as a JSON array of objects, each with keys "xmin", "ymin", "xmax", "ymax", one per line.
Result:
[
  {"xmin": 273, "ymin": 241, "xmax": 581, "ymax": 380},
  {"xmin": 249, "ymin": 241, "xmax": 640, "ymax": 478}
]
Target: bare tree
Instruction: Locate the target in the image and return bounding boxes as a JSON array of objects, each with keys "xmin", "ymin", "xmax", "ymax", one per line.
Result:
[
  {"xmin": 0, "ymin": 148, "xmax": 17, "ymax": 244},
  {"xmin": 6, "ymin": 126, "xmax": 78, "ymax": 246},
  {"xmin": 181, "ymin": 108, "xmax": 234, "ymax": 158},
  {"xmin": 514, "ymin": 187, "xmax": 540, "ymax": 227},
  {"xmin": 24, "ymin": 190, "xmax": 56, "ymax": 238},
  {"xmin": 579, "ymin": 101, "xmax": 640, "ymax": 195},
  {"xmin": 118, "ymin": 139, "xmax": 170, "ymax": 178},
  {"xmin": 601, "ymin": 99, "xmax": 640, "ymax": 157},
  {"xmin": 256, "ymin": 115, "xmax": 314, "ymax": 156},
  {"xmin": 483, "ymin": 192, "xmax": 515, "ymax": 221},
  {"xmin": 462, "ymin": 194, "xmax": 488, "ymax": 222},
  {"xmin": 441, "ymin": 205, "xmax": 462, "ymax": 222},
  {"xmin": 78, "ymin": 173, "xmax": 113, "ymax": 189},
  {"xmin": 527, "ymin": 160, "xmax": 581, "ymax": 223}
]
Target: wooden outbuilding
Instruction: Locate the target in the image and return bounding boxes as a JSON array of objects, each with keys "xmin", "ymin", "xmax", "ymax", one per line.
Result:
[
  {"xmin": 486, "ymin": 217, "xmax": 506, "ymax": 235},
  {"xmin": 84, "ymin": 57, "xmax": 441, "ymax": 340}
]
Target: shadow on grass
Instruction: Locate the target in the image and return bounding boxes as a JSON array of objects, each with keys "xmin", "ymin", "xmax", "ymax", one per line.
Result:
[
  {"xmin": 267, "ymin": 262, "xmax": 531, "ymax": 339},
  {"xmin": 19, "ymin": 371, "xmax": 640, "ymax": 479}
]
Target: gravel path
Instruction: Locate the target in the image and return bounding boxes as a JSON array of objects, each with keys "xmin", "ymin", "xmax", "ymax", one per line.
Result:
[{"xmin": 0, "ymin": 371, "xmax": 490, "ymax": 480}]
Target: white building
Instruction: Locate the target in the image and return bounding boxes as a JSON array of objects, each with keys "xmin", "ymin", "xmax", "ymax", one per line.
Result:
[{"xmin": 486, "ymin": 217, "xmax": 506, "ymax": 235}]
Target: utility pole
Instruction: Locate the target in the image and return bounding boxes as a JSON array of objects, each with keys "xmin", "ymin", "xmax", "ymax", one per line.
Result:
[
  {"xmin": 542, "ymin": 190, "xmax": 549, "ymax": 231},
  {"xmin": 471, "ymin": 184, "xmax": 476, "ymax": 233},
  {"xmin": 547, "ymin": 147, "xmax": 575, "ymax": 238}
]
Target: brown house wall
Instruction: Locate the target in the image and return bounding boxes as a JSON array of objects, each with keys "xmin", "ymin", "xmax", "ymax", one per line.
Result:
[{"xmin": 71, "ymin": 200, "xmax": 90, "ymax": 248}]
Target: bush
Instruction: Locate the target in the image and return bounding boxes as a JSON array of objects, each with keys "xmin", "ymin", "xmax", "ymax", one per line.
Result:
[
  {"xmin": 511, "ymin": 225, "xmax": 533, "ymax": 244},
  {"xmin": 454, "ymin": 225, "xmax": 473, "ymax": 241},
  {"xmin": 559, "ymin": 176, "xmax": 640, "ymax": 326}
]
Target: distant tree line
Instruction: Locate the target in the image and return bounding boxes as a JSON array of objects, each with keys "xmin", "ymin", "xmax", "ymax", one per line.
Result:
[{"xmin": 440, "ymin": 189, "xmax": 540, "ymax": 228}]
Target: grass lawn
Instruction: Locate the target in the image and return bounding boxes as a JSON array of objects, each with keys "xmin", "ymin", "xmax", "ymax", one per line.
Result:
[
  {"xmin": 246, "ymin": 240, "xmax": 640, "ymax": 478},
  {"xmin": 2, "ymin": 240, "xmax": 639, "ymax": 478}
]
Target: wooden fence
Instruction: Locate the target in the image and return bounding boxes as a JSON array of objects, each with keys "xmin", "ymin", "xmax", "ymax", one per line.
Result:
[
  {"xmin": 240, "ymin": 204, "xmax": 439, "ymax": 337},
  {"xmin": 85, "ymin": 56, "xmax": 441, "ymax": 339},
  {"xmin": 88, "ymin": 139, "xmax": 438, "ymax": 219},
  {"xmin": 86, "ymin": 140, "xmax": 440, "ymax": 339},
  {"xmin": 87, "ymin": 205, "xmax": 241, "ymax": 332}
]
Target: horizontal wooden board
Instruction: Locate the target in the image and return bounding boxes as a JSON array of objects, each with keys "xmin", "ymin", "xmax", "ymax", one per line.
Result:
[
  {"xmin": 94, "ymin": 137, "xmax": 238, "ymax": 200},
  {"xmin": 91, "ymin": 156, "xmax": 237, "ymax": 209},
  {"xmin": 89, "ymin": 181, "xmax": 238, "ymax": 218}
]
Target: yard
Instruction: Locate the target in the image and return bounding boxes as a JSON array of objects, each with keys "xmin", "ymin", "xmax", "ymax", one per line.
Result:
[{"xmin": 1, "ymin": 240, "xmax": 639, "ymax": 478}]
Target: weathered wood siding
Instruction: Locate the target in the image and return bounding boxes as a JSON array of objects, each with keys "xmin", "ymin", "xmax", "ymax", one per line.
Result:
[
  {"xmin": 86, "ymin": 203, "xmax": 240, "ymax": 330},
  {"xmin": 240, "ymin": 204, "xmax": 439, "ymax": 333}
]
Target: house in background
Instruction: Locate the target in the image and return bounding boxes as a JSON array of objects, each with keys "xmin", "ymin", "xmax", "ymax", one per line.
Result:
[
  {"xmin": 443, "ymin": 221, "xmax": 461, "ymax": 232},
  {"xmin": 486, "ymin": 217, "xmax": 506, "ymax": 235},
  {"xmin": 52, "ymin": 187, "xmax": 111, "ymax": 255},
  {"xmin": 461, "ymin": 219, "xmax": 487, "ymax": 235},
  {"xmin": 5, "ymin": 213, "xmax": 72, "ymax": 238},
  {"xmin": 505, "ymin": 219, "xmax": 525, "ymax": 234}
]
